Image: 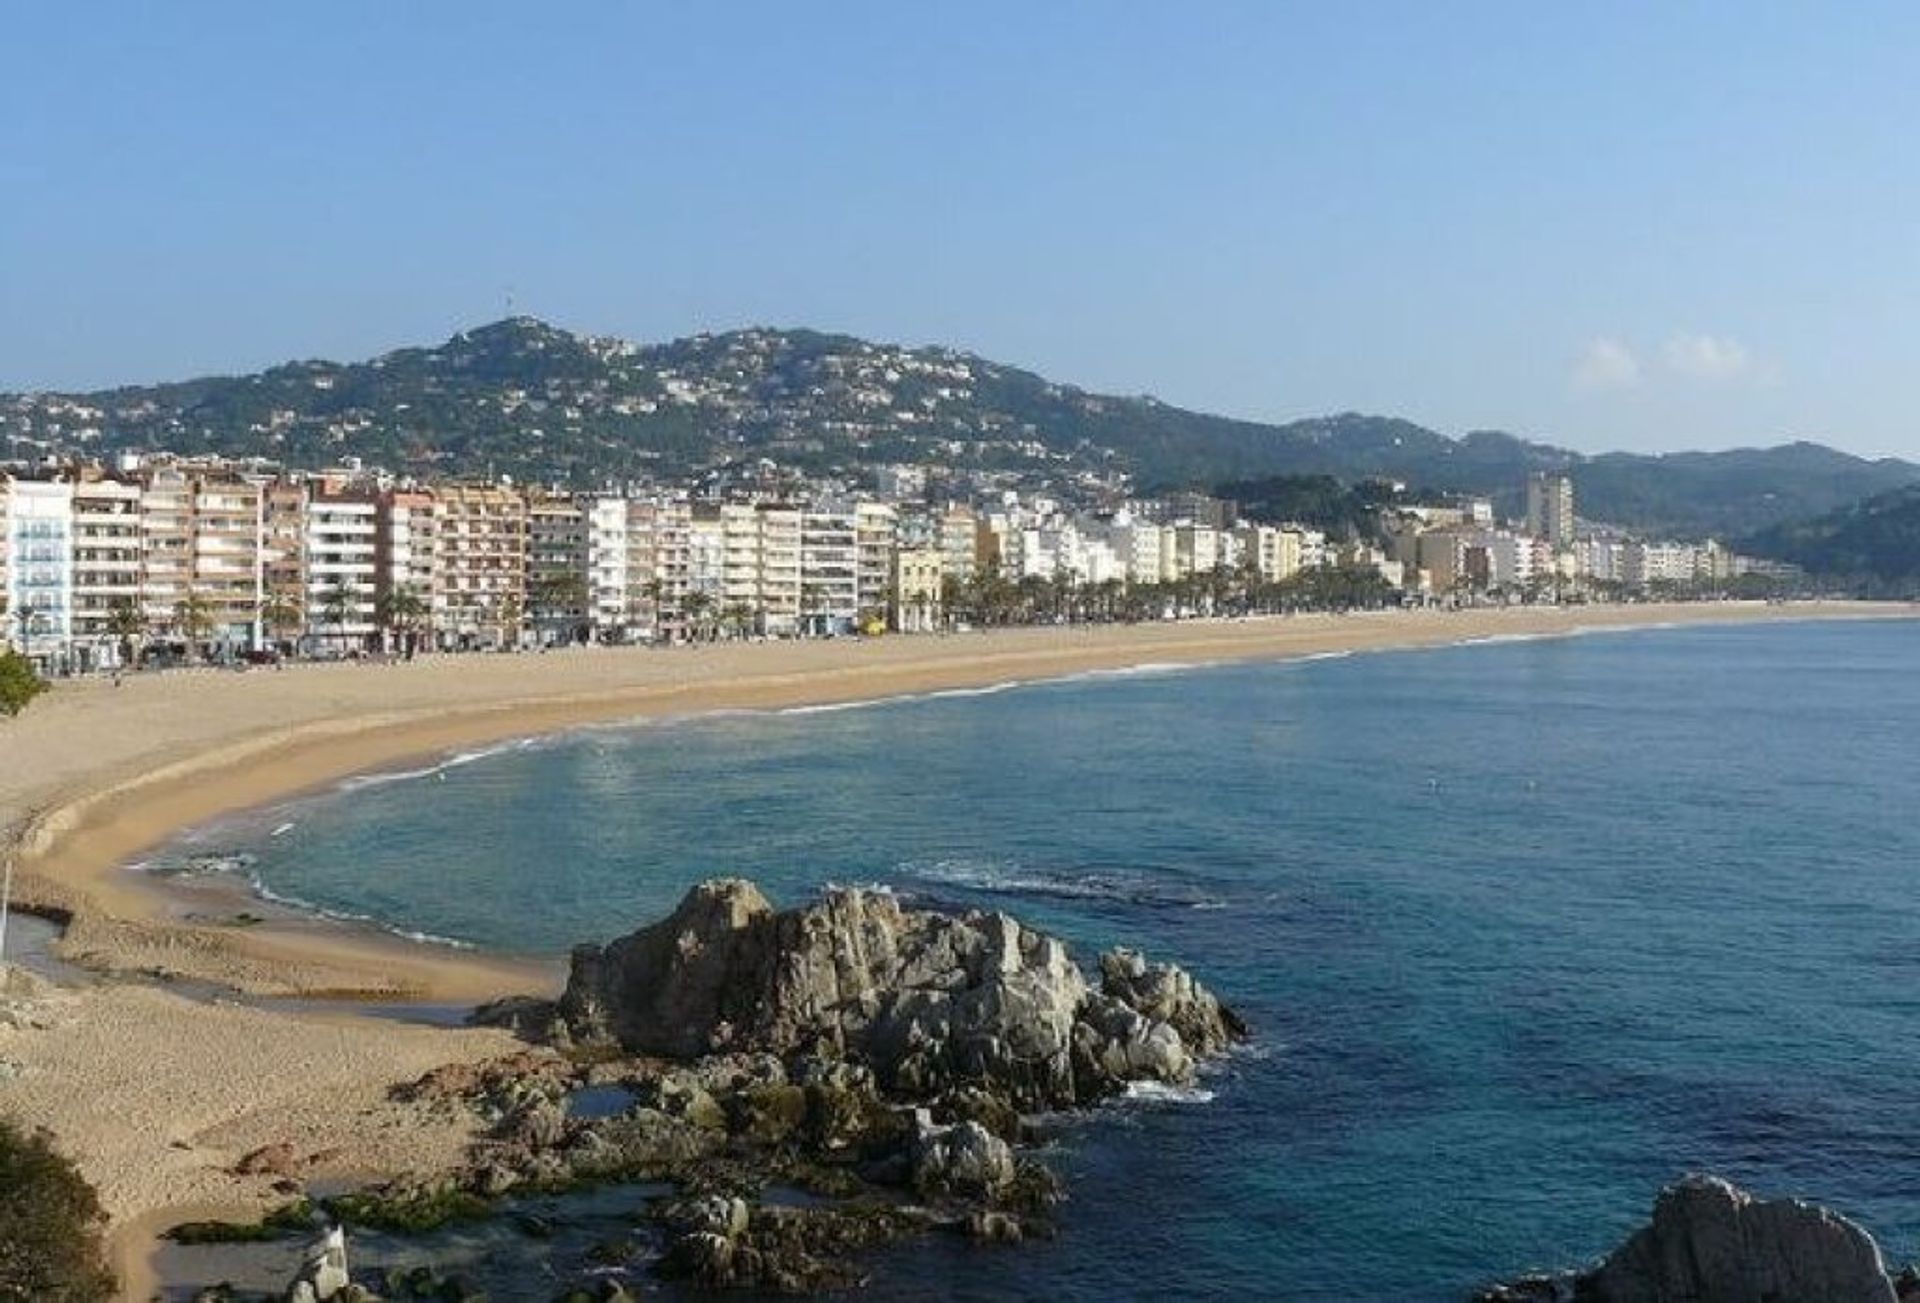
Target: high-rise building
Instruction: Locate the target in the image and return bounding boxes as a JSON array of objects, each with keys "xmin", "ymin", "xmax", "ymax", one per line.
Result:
[
  {"xmin": 305, "ymin": 490, "xmax": 379, "ymax": 650},
  {"xmin": 527, "ymin": 495, "xmax": 587, "ymax": 644},
  {"xmin": 139, "ymin": 466, "xmax": 268, "ymax": 653},
  {"xmin": 1526, "ymin": 472, "xmax": 1576, "ymax": 547},
  {"xmin": 3, "ymin": 480, "xmax": 74, "ymax": 665},
  {"xmin": 799, "ymin": 506, "xmax": 859, "ymax": 636},
  {"xmin": 69, "ymin": 475, "xmax": 143, "ymax": 665},
  {"xmin": 435, "ymin": 484, "xmax": 528, "ymax": 648}
]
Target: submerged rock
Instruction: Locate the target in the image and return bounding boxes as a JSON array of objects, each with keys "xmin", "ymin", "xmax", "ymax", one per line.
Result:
[
  {"xmin": 557, "ymin": 878, "xmax": 1247, "ymax": 1110},
  {"xmin": 1479, "ymin": 1174, "xmax": 1900, "ymax": 1303}
]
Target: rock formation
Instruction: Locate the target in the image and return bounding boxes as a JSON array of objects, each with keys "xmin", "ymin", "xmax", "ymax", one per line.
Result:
[
  {"xmin": 1479, "ymin": 1175, "xmax": 1903, "ymax": 1303},
  {"xmin": 285, "ymin": 1226, "xmax": 351, "ymax": 1303},
  {"xmin": 557, "ymin": 878, "xmax": 1247, "ymax": 1110}
]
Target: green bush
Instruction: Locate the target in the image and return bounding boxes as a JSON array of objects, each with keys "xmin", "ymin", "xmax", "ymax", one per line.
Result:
[
  {"xmin": 0, "ymin": 649, "xmax": 47, "ymax": 719},
  {"xmin": 0, "ymin": 1118, "xmax": 116, "ymax": 1301}
]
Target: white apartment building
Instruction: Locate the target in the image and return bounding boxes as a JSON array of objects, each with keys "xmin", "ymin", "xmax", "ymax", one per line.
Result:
[
  {"xmin": 757, "ymin": 505, "xmax": 802, "ymax": 636},
  {"xmin": 305, "ymin": 493, "xmax": 378, "ymax": 648},
  {"xmin": 584, "ymin": 496, "xmax": 629, "ymax": 639},
  {"xmin": 800, "ymin": 507, "xmax": 859, "ymax": 635},
  {"xmin": 3, "ymin": 480, "xmax": 74, "ymax": 665},
  {"xmin": 855, "ymin": 501, "xmax": 896, "ymax": 618},
  {"xmin": 1235, "ymin": 524, "xmax": 1305, "ymax": 582},
  {"xmin": 70, "ymin": 477, "xmax": 143, "ymax": 665},
  {"xmin": 686, "ymin": 511, "xmax": 725, "ymax": 618}
]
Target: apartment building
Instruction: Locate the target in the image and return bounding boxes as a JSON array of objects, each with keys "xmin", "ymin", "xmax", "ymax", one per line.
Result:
[
  {"xmin": 139, "ymin": 467, "xmax": 267, "ymax": 652},
  {"xmin": 1234, "ymin": 524, "xmax": 1304, "ymax": 583},
  {"xmin": 757, "ymin": 504, "xmax": 803, "ymax": 636},
  {"xmin": 3, "ymin": 480, "xmax": 74, "ymax": 664},
  {"xmin": 527, "ymin": 495, "xmax": 587, "ymax": 643},
  {"xmin": 939, "ymin": 505, "xmax": 981, "ymax": 584},
  {"xmin": 305, "ymin": 490, "xmax": 378, "ymax": 649},
  {"xmin": 583, "ymin": 496, "xmax": 629, "ymax": 640},
  {"xmin": 261, "ymin": 479, "xmax": 308, "ymax": 646},
  {"xmin": 0, "ymin": 479, "xmax": 10, "ymax": 648},
  {"xmin": 799, "ymin": 507, "xmax": 859, "ymax": 635},
  {"xmin": 855, "ymin": 501, "xmax": 897, "ymax": 619},
  {"xmin": 375, "ymin": 488, "xmax": 438, "ymax": 644},
  {"xmin": 1526, "ymin": 472, "xmax": 1576, "ymax": 547},
  {"xmin": 891, "ymin": 547, "xmax": 944, "ymax": 633},
  {"xmin": 69, "ymin": 476, "xmax": 143, "ymax": 665},
  {"xmin": 436, "ymin": 485, "xmax": 527, "ymax": 647}
]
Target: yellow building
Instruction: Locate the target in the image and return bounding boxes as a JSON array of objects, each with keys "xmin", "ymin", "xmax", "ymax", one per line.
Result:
[{"xmin": 890, "ymin": 547, "xmax": 944, "ymax": 633}]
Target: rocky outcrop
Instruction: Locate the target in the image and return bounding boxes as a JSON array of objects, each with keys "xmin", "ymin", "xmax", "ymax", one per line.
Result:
[
  {"xmin": 1478, "ymin": 1175, "xmax": 1901, "ymax": 1303},
  {"xmin": 285, "ymin": 1226, "xmax": 351, "ymax": 1303},
  {"xmin": 909, "ymin": 1110, "xmax": 1016, "ymax": 1197},
  {"xmin": 557, "ymin": 878, "xmax": 1247, "ymax": 1110},
  {"xmin": 1588, "ymin": 1175, "xmax": 1897, "ymax": 1303}
]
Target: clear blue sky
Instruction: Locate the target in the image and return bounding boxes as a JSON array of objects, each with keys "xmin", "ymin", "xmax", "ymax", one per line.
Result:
[{"xmin": 5, "ymin": 3, "xmax": 1916, "ymax": 457}]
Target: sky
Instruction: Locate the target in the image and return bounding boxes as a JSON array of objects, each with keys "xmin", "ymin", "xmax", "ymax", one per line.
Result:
[{"xmin": 4, "ymin": 3, "xmax": 1917, "ymax": 458}]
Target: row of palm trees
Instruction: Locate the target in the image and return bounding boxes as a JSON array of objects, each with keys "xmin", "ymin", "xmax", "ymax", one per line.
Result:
[{"xmin": 943, "ymin": 562, "xmax": 1402, "ymax": 628}]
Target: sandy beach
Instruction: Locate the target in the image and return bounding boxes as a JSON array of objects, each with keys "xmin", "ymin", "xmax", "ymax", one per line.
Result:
[{"xmin": 0, "ymin": 600, "xmax": 1911, "ymax": 1299}]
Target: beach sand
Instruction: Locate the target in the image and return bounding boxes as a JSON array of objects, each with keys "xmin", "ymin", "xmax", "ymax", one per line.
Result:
[{"xmin": 0, "ymin": 601, "xmax": 1909, "ymax": 1299}]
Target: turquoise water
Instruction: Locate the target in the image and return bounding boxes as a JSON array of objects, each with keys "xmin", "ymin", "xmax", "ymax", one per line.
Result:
[{"xmin": 159, "ymin": 619, "xmax": 1920, "ymax": 1299}]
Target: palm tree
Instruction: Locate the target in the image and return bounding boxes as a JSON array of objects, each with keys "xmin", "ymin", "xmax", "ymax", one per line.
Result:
[
  {"xmin": 174, "ymin": 591, "xmax": 213, "ymax": 663},
  {"xmin": 497, "ymin": 592, "xmax": 524, "ymax": 650},
  {"xmin": 104, "ymin": 598, "xmax": 146, "ymax": 669},
  {"xmin": 637, "ymin": 577, "xmax": 666, "ymax": 642},
  {"xmin": 720, "ymin": 600, "xmax": 755, "ymax": 641},
  {"xmin": 682, "ymin": 590, "xmax": 715, "ymax": 642},
  {"xmin": 259, "ymin": 591, "xmax": 304, "ymax": 656},
  {"xmin": 318, "ymin": 580, "xmax": 354, "ymax": 654},
  {"xmin": 374, "ymin": 585, "xmax": 429, "ymax": 657},
  {"xmin": 531, "ymin": 572, "xmax": 587, "ymax": 646}
]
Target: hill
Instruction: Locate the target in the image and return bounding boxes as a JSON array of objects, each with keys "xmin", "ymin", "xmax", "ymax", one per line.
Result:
[
  {"xmin": 5, "ymin": 317, "xmax": 1914, "ymax": 539},
  {"xmin": 1743, "ymin": 486, "xmax": 1920, "ymax": 589}
]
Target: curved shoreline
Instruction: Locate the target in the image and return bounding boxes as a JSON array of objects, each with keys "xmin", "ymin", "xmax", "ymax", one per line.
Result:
[
  {"xmin": 2, "ymin": 600, "xmax": 1915, "ymax": 1301},
  {"xmin": 8, "ymin": 601, "xmax": 1915, "ymax": 1004}
]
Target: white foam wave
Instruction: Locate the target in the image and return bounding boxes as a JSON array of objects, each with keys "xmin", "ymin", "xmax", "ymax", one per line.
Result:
[
  {"xmin": 901, "ymin": 858, "xmax": 1224, "ymax": 910},
  {"xmin": 246, "ymin": 874, "xmax": 475, "ymax": 949},
  {"xmin": 1122, "ymin": 1081, "xmax": 1216, "ymax": 1105},
  {"xmin": 269, "ymin": 822, "xmax": 298, "ymax": 838},
  {"xmin": 336, "ymin": 737, "xmax": 539, "ymax": 791}
]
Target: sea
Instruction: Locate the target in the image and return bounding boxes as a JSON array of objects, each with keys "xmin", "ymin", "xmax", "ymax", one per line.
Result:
[{"xmin": 146, "ymin": 617, "xmax": 1920, "ymax": 1301}]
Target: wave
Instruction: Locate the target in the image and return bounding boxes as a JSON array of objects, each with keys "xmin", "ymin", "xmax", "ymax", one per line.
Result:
[
  {"xmin": 335, "ymin": 736, "xmax": 542, "ymax": 791},
  {"xmin": 1121, "ymin": 1080, "xmax": 1216, "ymax": 1105},
  {"xmin": 899, "ymin": 857, "xmax": 1225, "ymax": 911},
  {"xmin": 245, "ymin": 873, "xmax": 476, "ymax": 949}
]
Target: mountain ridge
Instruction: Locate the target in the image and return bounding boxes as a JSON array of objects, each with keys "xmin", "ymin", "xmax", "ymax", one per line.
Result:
[{"xmin": 5, "ymin": 316, "xmax": 1915, "ymax": 541}]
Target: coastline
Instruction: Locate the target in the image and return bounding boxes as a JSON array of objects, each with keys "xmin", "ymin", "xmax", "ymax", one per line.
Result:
[
  {"xmin": 7, "ymin": 601, "xmax": 1914, "ymax": 1003},
  {"xmin": 1, "ymin": 600, "xmax": 1914, "ymax": 1301}
]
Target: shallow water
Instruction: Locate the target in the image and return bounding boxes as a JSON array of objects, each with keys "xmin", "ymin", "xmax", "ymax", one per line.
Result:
[{"xmin": 153, "ymin": 620, "xmax": 1920, "ymax": 1299}]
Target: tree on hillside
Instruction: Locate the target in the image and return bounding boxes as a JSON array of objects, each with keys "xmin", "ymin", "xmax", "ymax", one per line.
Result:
[{"xmin": 0, "ymin": 1118, "xmax": 116, "ymax": 1300}]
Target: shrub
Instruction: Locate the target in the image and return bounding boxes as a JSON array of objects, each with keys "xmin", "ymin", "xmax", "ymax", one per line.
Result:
[
  {"xmin": 0, "ymin": 649, "xmax": 47, "ymax": 719},
  {"xmin": 0, "ymin": 1118, "xmax": 116, "ymax": 1301}
]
